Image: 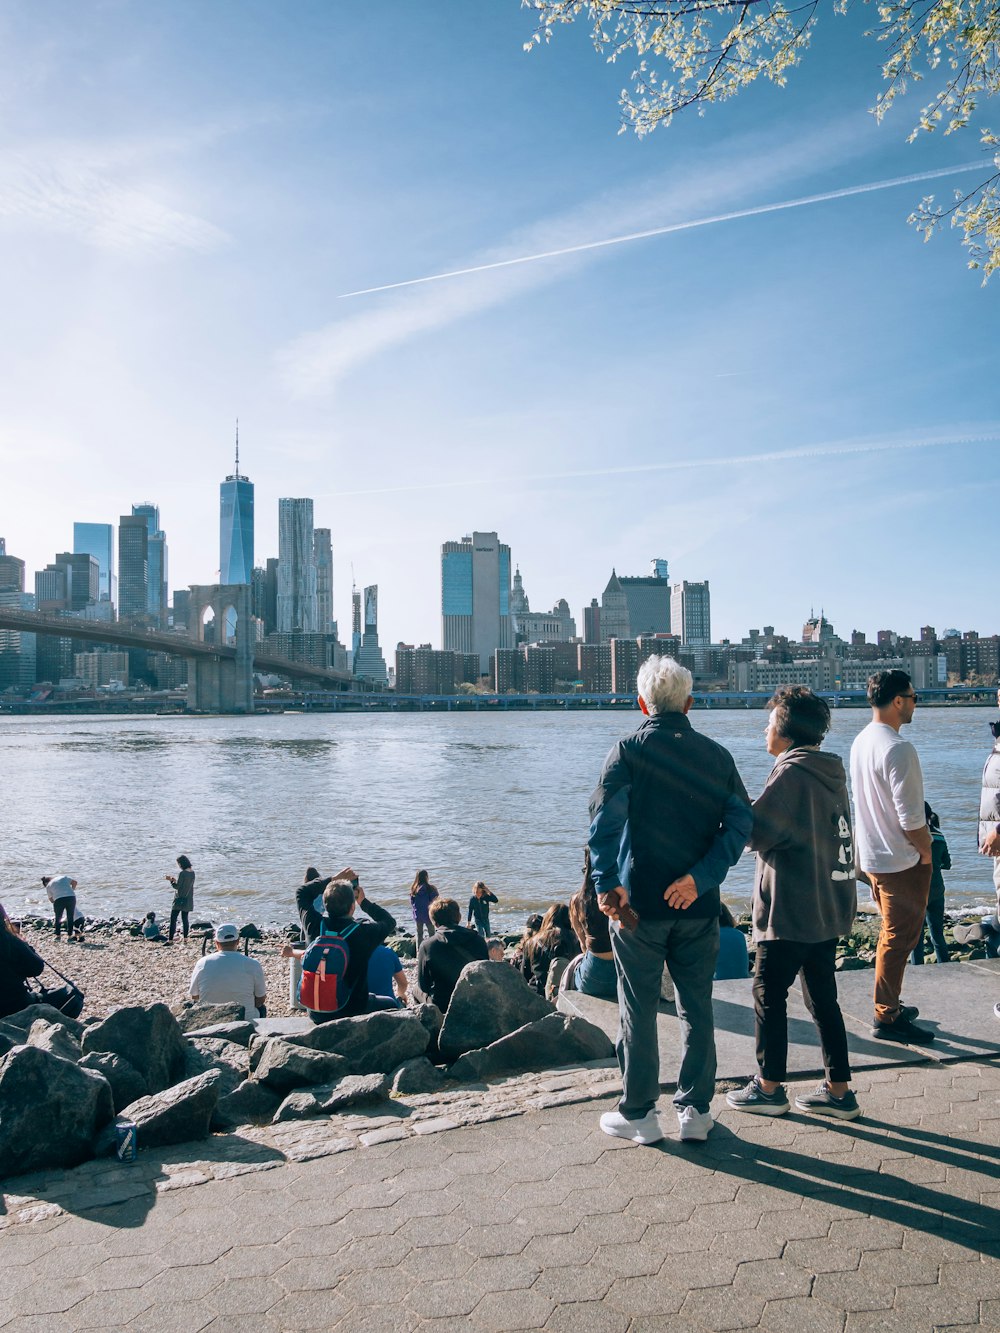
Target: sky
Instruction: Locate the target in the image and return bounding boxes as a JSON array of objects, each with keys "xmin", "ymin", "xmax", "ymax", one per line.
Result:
[{"xmin": 0, "ymin": 0, "xmax": 997, "ymax": 649}]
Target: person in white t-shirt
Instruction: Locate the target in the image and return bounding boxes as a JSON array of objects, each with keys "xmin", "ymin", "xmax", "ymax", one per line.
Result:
[
  {"xmin": 189, "ymin": 924, "xmax": 267, "ymax": 1019},
  {"xmin": 41, "ymin": 874, "xmax": 80, "ymax": 942},
  {"xmin": 850, "ymin": 669, "xmax": 934, "ymax": 1045}
]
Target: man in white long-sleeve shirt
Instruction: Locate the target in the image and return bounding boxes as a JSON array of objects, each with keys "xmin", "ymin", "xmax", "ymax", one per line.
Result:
[{"xmin": 850, "ymin": 670, "xmax": 934, "ymax": 1044}]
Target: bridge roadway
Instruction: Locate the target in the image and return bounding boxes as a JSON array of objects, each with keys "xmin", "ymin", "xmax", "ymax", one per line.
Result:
[{"xmin": 0, "ymin": 607, "xmax": 365, "ymax": 691}]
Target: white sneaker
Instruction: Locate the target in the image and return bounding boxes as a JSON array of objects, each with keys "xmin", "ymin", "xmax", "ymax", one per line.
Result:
[
  {"xmin": 599, "ymin": 1109, "xmax": 664, "ymax": 1145},
  {"xmin": 677, "ymin": 1106, "xmax": 714, "ymax": 1142}
]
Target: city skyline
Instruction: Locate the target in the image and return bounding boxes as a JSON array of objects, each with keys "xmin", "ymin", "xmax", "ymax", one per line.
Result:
[{"xmin": 0, "ymin": 3, "xmax": 997, "ymax": 646}]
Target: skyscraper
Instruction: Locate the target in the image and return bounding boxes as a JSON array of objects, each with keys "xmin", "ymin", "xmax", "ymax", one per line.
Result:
[
  {"xmin": 441, "ymin": 531, "xmax": 513, "ymax": 674},
  {"xmin": 73, "ymin": 523, "xmax": 115, "ymax": 605},
  {"xmin": 220, "ymin": 428, "xmax": 254, "ymax": 585},
  {"xmin": 117, "ymin": 515, "xmax": 148, "ymax": 621},
  {"xmin": 353, "ymin": 584, "xmax": 388, "ymax": 684},
  {"xmin": 671, "ymin": 580, "xmax": 711, "ymax": 669},
  {"xmin": 277, "ymin": 498, "xmax": 318, "ymax": 633},
  {"xmin": 132, "ymin": 503, "xmax": 168, "ymax": 624},
  {"xmin": 314, "ymin": 527, "xmax": 333, "ymax": 632}
]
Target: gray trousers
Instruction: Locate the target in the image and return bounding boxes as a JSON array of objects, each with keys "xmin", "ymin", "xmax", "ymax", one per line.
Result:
[{"xmin": 610, "ymin": 913, "xmax": 719, "ymax": 1118}]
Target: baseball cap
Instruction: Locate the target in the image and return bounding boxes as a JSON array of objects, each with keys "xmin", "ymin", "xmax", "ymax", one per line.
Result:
[{"xmin": 215, "ymin": 923, "xmax": 239, "ymax": 943}]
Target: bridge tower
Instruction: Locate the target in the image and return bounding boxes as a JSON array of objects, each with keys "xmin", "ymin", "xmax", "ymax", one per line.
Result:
[{"xmin": 187, "ymin": 584, "xmax": 254, "ymax": 713}]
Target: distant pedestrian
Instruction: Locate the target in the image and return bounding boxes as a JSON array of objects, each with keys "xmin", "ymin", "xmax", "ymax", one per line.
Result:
[
  {"xmin": 850, "ymin": 670, "xmax": 935, "ymax": 1044},
  {"xmin": 166, "ymin": 855, "xmax": 195, "ymax": 942},
  {"xmin": 410, "ymin": 870, "xmax": 439, "ymax": 948},
  {"xmin": 727, "ymin": 685, "xmax": 861, "ymax": 1121},
  {"xmin": 589, "ymin": 654, "xmax": 751, "ymax": 1145},
  {"xmin": 468, "ymin": 881, "xmax": 498, "ymax": 937},
  {"xmin": 910, "ymin": 804, "xmax": 952, "ymax": 965},
  {"xmin": 41, "ymin": 874, "xmax": 78, "ymax": 942}
]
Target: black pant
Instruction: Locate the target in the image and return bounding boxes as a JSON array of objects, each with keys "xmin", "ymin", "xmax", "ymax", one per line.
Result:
[
  {"xmin": 169, "ymin": 907, "xmax": 190, "ymax": 941},
  {"xmin": 753, "ymin": 938, "xmax": 851, "ymax": 1085},
  {"xmin": 53, "ymin": 896, "xmax": 75, "ymax": 939},
  {"xmin": 910, "ymin": 901, "xmax": 950, "ymax": 964}
]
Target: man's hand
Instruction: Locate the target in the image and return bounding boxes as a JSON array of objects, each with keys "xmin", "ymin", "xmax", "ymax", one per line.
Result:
[
  {"xmin": 664, "ymin": 874, "xmax": 697, "ymax": 910},
  {"xmin": 354, "ymin": 883, "xmax": 365, "ymax": 905},
  {"xmin": 598, "ymin": 887, "xmax": 627, "ymax": 921},
  {"xmin": 981, "ymin": 830, "xmax": 1000, "ymax": 856}
]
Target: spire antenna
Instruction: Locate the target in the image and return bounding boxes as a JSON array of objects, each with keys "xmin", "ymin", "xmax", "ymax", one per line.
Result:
[{"xmin": 235, "ymin": 418, "xmax": 240, "ymax": 477}]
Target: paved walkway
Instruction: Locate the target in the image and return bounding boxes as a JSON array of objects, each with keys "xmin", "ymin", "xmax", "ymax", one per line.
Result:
[{"xmin": 2, "ymin": 1057, "xmax": 999, "ymax": 1332}]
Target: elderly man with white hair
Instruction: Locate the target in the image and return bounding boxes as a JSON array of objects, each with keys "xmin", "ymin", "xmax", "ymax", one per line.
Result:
[{"xmin": 589, "ymin": 655, "xmax": 751, "ymax": 1145}]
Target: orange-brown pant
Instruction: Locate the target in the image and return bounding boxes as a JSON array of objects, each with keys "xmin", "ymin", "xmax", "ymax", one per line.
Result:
[{"xmin": 869, "ymin": 861, "xmax": 932, "ymax": 1024}]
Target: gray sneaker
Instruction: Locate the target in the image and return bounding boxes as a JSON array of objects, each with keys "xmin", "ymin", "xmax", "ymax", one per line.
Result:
[
  {"xmin": 725, "ymin": 1077, "xmax": 790, "ymax": 1116},
  {"xmin": 794, "ymin": 1082, "xmax": 861, "ymax": 1120}
]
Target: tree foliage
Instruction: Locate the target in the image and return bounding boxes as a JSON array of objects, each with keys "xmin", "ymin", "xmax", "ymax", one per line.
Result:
[{"xmin": 524, "ymin": 0, "xmax": 1000, "ymax": 278}]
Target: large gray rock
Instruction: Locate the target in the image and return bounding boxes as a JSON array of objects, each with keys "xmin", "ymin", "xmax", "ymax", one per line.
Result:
[
  {"xmin": 0, "ymin": 1045, "xmax": 114, "ymax": 1175},
  {"xmin": 119, "ymin": 1069, "xmax": 222, "ymax": 1149},
  {"xmin": 449, "ymin": 1013, "xmax": 615, "ymax": 1082},
  {"xmin": 390, "ymin": 1057, "xmax": 449, "ymax": 1095},
  {"xmin": 289, "ymin": 1011, "xmax": 429, "ymax": 1073},
  {"xmin": 2, "ymin": 1003, "xmax": 85, "ymax": 1040},
  {"xmin": 410, "ymin": 1002, "xmax": 443, "ymax": 1046},
  {"xmin": 79, "ymin": 1051, "xmax": 148, "ymax": 1114},
  {"xmin": 175, "ymin": 1002, "xmax": 247, "ymax": 1033},
  {"xmin": 186, "ymin": 1021, "xmax": 256, "ymax": 1047},
  {"xmin": 27, "ymin": 1019, "xmax": 81, "ymax": 1062},
  {"xmin": 272, "ymin": 1073, "xmax": 390, "ymax": 1124},
  {"xmin": 187, "ymin": 1038, "xmax": 249, "ymax": 1096},
  {"xmin": 212, "ymin": 1079, "xmax": 282, "ymax": 1131},
  {"xmin": 438, "ymin": 962, "xmax": 553, "ymax": 1061},
  {"xmin": 252, "ymin": 1039, "xmax": 350, "ymax": 1094},
  {"xmin": 81, "ymin": 1004, "xmax": 187, "ymax": 1094}
]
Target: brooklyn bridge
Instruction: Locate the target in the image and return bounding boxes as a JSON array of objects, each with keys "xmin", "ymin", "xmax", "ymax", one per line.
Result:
[{"xmin": 0, "ymin": 583, "xmax": 370, "ymax": 713}]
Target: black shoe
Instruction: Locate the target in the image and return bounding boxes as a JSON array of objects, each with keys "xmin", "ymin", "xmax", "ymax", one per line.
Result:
[
  {"xmin": 872, "ymin": 1014, "xmax": 935, "ymax": 1044},
  {"xmin": 898, "ymin": 1003, "xmax": 919, "ymax": 1021},
  {"xmin": 994, "ymin": 1002, "xmax": 1000, "ymax": 1021}
]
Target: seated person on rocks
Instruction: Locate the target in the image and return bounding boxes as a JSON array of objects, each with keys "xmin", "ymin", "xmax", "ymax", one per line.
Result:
[
  {"xmin": 511, "ymin": 913, "xmax": 543, "ymax": 970},
  {"xmin": 368, "ymin": 941, "xmax": 409, "ymax": 1008},
  {"xmin": 295, "ymin": 865, "xmax": 333, "ymax": 943},
  {"xmin": 189, "ymin": 923, "xmax": 268, "ymax": 1019},
  {"xmin": 486, "ymin": 938, "xmax": 506, "ymax": 962},
  {"xmin": 142, "ymin": 911, "xmax": 166, "ymax": 942},
  {"xmin": 716, "ymin": 903, "xmax": 751, "ymax": 980},
  {"xmin": 0, "ymin": 901, "xmax": 44, "ymax": 1019},
  {"xmin": 564, "ymin": 847, "xmax": 617, "ymax": 1000},
  {"xmin": 282, "ymin": 875, "xmax": 399, "ymax": 1023},
  {"xmin": 415, "ymin": 897, "xmax": 489, "ymax": 1012},
  {"xmin": 521, "ymin": 902, "xmax": 578, "ymax": 998}
]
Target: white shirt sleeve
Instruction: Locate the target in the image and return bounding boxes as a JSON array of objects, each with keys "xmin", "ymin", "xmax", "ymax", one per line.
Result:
[
  {"xmin": 886, "ymin": 741, "xmax": 925, "ymax": 831},
  {"xmin": 250, "ymin": 958, "xmax": 267, "ymax": 998},
  {"xmin": 189, "ymin": 957, "xmax": 205, "ymax": 1000}
]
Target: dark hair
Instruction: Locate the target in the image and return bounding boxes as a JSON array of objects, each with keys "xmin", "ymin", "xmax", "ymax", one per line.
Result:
[
  {"xmin": 524, "ymin": 913, "xmax": 543, "ymax": 935},
  {"xmin": 41, "ymin": 876, "xmax": 51, "ymax": 887},
  {"xmin": 540, "ymin": 903, "xmax": 571, "ymax": 933},
  {"xmin": 867, "ymin": 669, "xmax": 913, "ymax": 709},
  {"xmin": 0, "ymin": 901, "xmax": 12, "ymax": 934},
  {"xmin": 410, "ymin": 870, "xmax": 429, "ymax": 898},
  {"xmin": 719, "ymin": 903, "xmax": 737, "ymax": 930},
  {"xmin": 767, "ymin": 685, "xmax": 831, "ymax": 747},
  {"xmin": 430, "ymin": 897, "xmax": 461, "ymax": 927},
  {"xmin": 925, "ymin": 802, "xmax": 940, "ymax": 831},
  {"xmin": 323, "ymin": 879, "xmax": 356, "ymax": 918},
  {"xmin": 304, "ymin": 866, "xmax": 321, "ymax": 883},
  {"xmin": 145, "ymin": 911, "xmax": 156, "ymax": 921},
  {"xmin": 177, "ymin": 855, "xmax": 192, "ymax": 871}
]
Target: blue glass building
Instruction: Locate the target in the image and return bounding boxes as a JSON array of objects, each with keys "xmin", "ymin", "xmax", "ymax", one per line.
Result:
[
  {"xmin": 220, "ymin": 438, "xmax": 254, "ymax": 585},
  {"xmin": 441, "ymin": 531, "xmax": 514, "ymax": 674},
  {"xmin": 73, "ymin": 522, "xmax": 115, "ymax": 605}
]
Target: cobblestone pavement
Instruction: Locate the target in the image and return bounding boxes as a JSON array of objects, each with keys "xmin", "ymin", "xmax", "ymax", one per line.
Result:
[{"xmin": 2, "ymin": 1058, "xmax": 999, "ymax": 1332}]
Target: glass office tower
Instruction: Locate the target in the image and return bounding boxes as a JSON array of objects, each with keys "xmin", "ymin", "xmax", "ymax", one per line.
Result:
[
  {"xmin": 220, "ymin": 435, "xmax": 254, "ymax": 585},
  {"xmin": 73, "ymin": 522, "xmax": 115, "ymax": 606}
]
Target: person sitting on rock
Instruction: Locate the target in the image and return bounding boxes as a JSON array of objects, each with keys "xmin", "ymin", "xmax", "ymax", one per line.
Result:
[
  {"xmin": 281, "ymin": 874, "xmax": 399, "ymax": 1022},
  {"xmin": 521, "ymin": 903, "xmax": 578, "ymax": 998},
  {"xmin": 0, "ymin": 901, "xmax": 44, "ymax": 1020},
  {"xmin": 510, "ymin": 913, "xmax": 543, "ymax": 971},
  {"xmin": 142, "ymin": 911, "xmax": 165, "ymax": 942},
  {"xmin": 415, "ymin": 898, "xmax": 489, "ymax": 1012},
  {"xmin": 367, "ymin": 942, "xmax": 409, "ymax": 1008},
  {"xmin": 486, "ymin": 938, "xmax": 506, "ymax": 962},
  {"xmin": 565, "ymin": 848, "xmax": 618, "ymax": 1000},
  {"xmin": 715, "ymin": 903, "xmax": 750, "ymax": 981},
  {"xmin": 189, "ymin": 923, "xmax": 267, "ymax": 1019}
]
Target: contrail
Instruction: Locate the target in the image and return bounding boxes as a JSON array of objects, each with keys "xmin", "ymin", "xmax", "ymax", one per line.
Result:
[
  {"xmin": 319, "ymin": 431, "xmax": 998, "ymax": 500},
  {"xmin": 340, "ymin": 161, "xmax": 985, "ymax": 299}
]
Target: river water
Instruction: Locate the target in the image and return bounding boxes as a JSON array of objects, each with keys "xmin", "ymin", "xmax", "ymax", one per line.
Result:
[{"xmin": 1, "ymin": 708, "xmax": 996, "ymax": 931}]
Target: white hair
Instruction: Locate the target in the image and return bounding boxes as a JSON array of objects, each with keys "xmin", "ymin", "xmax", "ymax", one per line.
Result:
[{"xmin": 637, "ymin": 655, "xmax": 693, "ymax": 715}]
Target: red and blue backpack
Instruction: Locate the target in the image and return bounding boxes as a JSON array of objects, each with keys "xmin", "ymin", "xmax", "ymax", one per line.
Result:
[{"xmin": 299, "ymin": 922, "xmax": 359, "ymax": 1014}]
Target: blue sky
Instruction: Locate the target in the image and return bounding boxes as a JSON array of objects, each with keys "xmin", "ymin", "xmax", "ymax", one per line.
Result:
[{"xmin": 1, "ymin": 0, "xmax": 997, "ymax": 648}]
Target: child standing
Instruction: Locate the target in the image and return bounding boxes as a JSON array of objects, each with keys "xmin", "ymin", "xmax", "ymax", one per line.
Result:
[{"xmin": 910, "ymin": 803, "xmax": 951, "ymax": 965}]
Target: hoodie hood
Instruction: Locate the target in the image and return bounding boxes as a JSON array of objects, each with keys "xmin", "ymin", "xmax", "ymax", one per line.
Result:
[
  {"xmin": 769, "ymin": 746, "xmax": 846, "ymax": 794},
  {"xmin": 990, "ymin": 719, "xmax": 1000, "ymax": 742}
]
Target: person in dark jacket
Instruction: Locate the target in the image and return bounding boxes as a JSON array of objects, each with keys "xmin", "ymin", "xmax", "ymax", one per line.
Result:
[
  {"xmin": 567, "ymin": 848, "xmax": 617, "ymax": 999},
  {"xmin": 295, "ymin": 866, "xmax": 333, "ymax": 943},
  {"xmin": 281, "ymin": 874, "xmax": 398, "ymax": 1022},
  {"xmin": 589, "ymin": 654, "xmax": 751, "ymax": 1146},
  {"xmin": 521, "ymin": 903, "xmax": 577, "ymax": 997},
  {"xmin": 166, "ymin": 855, "xmax": 195, "ymax": 942},
  {"xmin": 410, "ymin": 870, "xmax": 439, "ymax": 948},
  {"xmin": 467, "ymin": 881, "xmax": 498, "ymax": 936},
  {"xmin": 0, "ymin": 901, "xmax": 44, "ymax": 1019},
  {"xmin": 910, "ymin": 804, "xmax": 951, "ymax": 965},
  {"xmin": 727, "ymin": 685, "xmax": 860, "ymax": 1121},
  {"xmin": 416, "ymin": 898, "xmax": 489, "ymax": 1011}
]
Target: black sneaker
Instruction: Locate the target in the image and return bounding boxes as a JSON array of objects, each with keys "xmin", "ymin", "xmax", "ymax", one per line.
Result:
[
  {"xmin": 872, "ymin": 1014, "xmax": 935, "ymax": 1044},
  {"xmin": 725, "ymin": 1077, "xmax": 790, "ymax": 1116},
  {"xmin": 898, "ymin": 1003, "xmax": 919, "ymax": 1020},
  {"xmin": 794, "ymin": 1082, "xmax": 862, "ymax": 1120}
]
